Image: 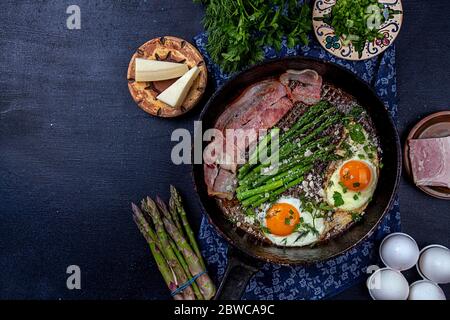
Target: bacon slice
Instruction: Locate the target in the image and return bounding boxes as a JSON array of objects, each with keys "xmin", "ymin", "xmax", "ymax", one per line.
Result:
[
  {"xmin": 409, "ymin": 136, "xmax": 450, "ymax": 188},
  {"xmin": 215, "ymin": 80, "xmax": 287, "ymax": 131},
  {"xmin": 280, "ymin": 69, "xmax": 322, "ymax": 105}
]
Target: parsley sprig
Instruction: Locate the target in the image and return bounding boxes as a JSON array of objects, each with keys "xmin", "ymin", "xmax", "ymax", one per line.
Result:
[{"xmin": 195, "ymin": 0, "xmax": 312, "ymax": 72}]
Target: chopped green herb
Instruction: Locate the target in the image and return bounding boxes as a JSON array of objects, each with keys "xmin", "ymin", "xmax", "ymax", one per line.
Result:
[
  {"xmin": 351, "ymin": 212, "xmax": 363, "ymax": 222},
  {"xmin": 353, "ymin": 194, "xmax": 359, "ymax": 201},
  {"xmin": 379, "ymin": 162, "xmax": 384, "ymax": 169},
  {"xmin": 353, "ymin": 182, "xmax": 361, "ymax": 188},
  {"xmin": 349, "ymin": 105, "xmax": 364, "ymax": 118},
  {"xmin": 304, "ymin": 201, "xmax": 315, "ymax": 213},
  {"xmin": 333, "ymin": 191, "xmax": 345, "ymax": 207},
  {"xmin": 338, "ymin": 181, "xmax": 348, "ymax": 193},
  {"xmin": 342, "ymin": 141, "xmax": 353, "ymax": 157},
  {"xmin": 358, "ymin": 153, "xmax": 366, "ymax": 159},
  {"xmin": 316, "ymin": 0, "xmax": 400, "ymax": 56},
  {"xmin": 319, "ymin": 203, "xmax": 334, "ymax": 211},
  {"xmin": 261, "ymin": 226, "xmax": 271, "ymax": 234},
  {"xmin": 284, "ymin": 217, "xmax": 292, "ymax": 225},
  {"xmin": 349, "ymin": 123, "xmax": 366, "ymax": 144},
  {"xmin": 296, "ymin": 221, "xmax": 319, "ymax": 236},
  {"xmin": 294, "ymin": 231, "xmax": 308, "ymax": 243}
]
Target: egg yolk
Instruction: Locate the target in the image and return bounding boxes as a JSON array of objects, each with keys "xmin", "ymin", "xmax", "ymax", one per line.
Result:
[
  {"xmin": 265, "ymin": 203, "xmax": 300, "ymax": 236},
  {"xmin": 339, "ymin": 160, "xmax": 372, "ymax": 192}
]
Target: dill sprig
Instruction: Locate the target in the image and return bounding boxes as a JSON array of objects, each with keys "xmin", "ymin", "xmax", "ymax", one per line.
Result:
[{"xmin": 195, "ymin": 0, "xmax": 312, "ymax": 73}]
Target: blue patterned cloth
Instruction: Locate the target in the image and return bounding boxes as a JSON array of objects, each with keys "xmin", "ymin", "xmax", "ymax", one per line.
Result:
[{"xmin": 193, "ymin": 32, "xmax": 401, "ymax": 300}]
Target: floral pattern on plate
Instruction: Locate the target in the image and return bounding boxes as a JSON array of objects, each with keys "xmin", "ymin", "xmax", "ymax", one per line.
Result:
[{"xmin": 313, "ymin": 0, "xmax": 403, "ymax": 61}]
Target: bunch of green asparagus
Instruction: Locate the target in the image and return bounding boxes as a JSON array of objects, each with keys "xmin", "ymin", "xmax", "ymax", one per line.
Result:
[
  {"xmin": 132, "ymin": 185, "xmax": 216, "ymax": 300},
  {"xmin": 237, "ymin": 102, "xmax": 344, "ymax": 209}
]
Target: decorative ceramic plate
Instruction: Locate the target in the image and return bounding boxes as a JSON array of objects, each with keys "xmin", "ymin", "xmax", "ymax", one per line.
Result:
[{"xmin": 313, "ymin": 0, "xmax": 403, "ymax": 61}]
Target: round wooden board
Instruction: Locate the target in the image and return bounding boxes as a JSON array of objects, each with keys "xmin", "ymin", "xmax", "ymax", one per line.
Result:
[
  {"xmin": 127, "ymin": 36, "xmax": 207, "ymax": 118},
  {"xmin": 404, "ymin": 111, "xmax": 450, "ymax": 200}
]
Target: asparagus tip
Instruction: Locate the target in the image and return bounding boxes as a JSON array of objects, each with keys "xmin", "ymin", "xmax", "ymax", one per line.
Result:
[{"xmin": 155, "ymin": 195, "xmax": 166, "ymax": 208}]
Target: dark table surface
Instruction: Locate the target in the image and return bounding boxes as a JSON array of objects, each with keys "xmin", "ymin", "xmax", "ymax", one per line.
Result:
[{"xmin": 0, "ymin": 0, "xmax": 449, "ymax": 300}]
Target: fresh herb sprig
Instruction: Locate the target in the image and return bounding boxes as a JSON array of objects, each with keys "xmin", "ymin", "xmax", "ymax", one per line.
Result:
[{"xmin": 195, "ymin": 0, "xmax": 312, "ymax": 73}]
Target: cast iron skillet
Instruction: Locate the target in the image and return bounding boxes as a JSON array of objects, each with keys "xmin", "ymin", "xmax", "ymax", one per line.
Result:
[{"xmin": 192, "ymin": 56, "xmax": 401, "ymax": 300}]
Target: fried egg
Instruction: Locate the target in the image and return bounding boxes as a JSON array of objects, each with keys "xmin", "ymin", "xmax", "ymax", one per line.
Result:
[
  {"xmin": 257, "ymin": 197, "xmax": 325, "ymax": 247},
  {"xmin": 324, "ymin": 125, "xmax": 379, "ymax": 212}
]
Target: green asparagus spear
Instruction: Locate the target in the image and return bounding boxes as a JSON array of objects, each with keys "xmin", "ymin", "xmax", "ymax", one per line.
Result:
[
  {"xmin": 142, "ymin": 198, "xmax": 196, "ymax": 300},
  {"xmin": 280, "ymin": 102, "xmax": 331, "ymax": 143},
  {"xmin": 162, "ymin": 216, "xmax": 216, "ymax": 300},
  {"xmin": 131, "ymin": 203, "xmax": 183, "ymax": 300},
  {"xmin": 239, "ymin": 123, "xmax": 334, "ymax": 187},
  {"xmin": 249, "ymin": 175, "xmax": 307, "ymax": 208},
  {"xmin": 241, "ymin": 164, "xmax": 312, "ymax": 208},
  {"xmin": 248, "ymin": 143, "xmax": 331, "ymax": 188},
  {"xmin": 168, "ymin": 238, "xmax": 204, "ymax": 300},
  {"xmin": 169, "ymin": 195, "xmax": 183, "ymax": 232},
  {"xmin": 170, "ymin": 185, "xmax": 205, "ymax": 269},
  {"xmin": 155, "ymin": 196, "xmax": 178, "ymax": 228},
  {"xmin": 238, "ymin": 137, "xmax": 331, "ymax": 190},
  {"xmin": 238, "ymin": 128, "xmax": 280, "ymax": 179},
  {"xmin": 237, "ymin": 180, "xmax": 284, "ymax": 201}
]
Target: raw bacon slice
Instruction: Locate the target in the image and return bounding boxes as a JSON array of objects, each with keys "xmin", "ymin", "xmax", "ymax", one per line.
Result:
[
  {"xmin": 214, "ymin": 168, "xmax": 237, "ymax": 199},
  {"xmin": 409, "ymin": 136, "xmax": 450, "ymax": 188},
  {"xmin": 203, "ymin": 163, "xmax": 219, "ymax": 195},
  {"xmin": 215, "ymin": 80, "xmax": 287, "ymax": 131},
  {"xmin": 280, "ymin": 69, "xmax": 322, "ymax": 105},
  {"xmin": 204, "ymin": 166, "xmax": 237, "ymax": 200}
]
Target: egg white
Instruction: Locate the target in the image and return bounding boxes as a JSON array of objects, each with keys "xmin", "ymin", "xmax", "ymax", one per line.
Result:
[
  {"xmin": 325, "ymin": 157, "xmax": 378, "ymax": 211},
  {"xmin": 258, "ymin": 197, "xmax": 325, "ymax": 247},
  {"xmin": 324, "ymin": 127, "xmax": 379, "ymax": 212}
]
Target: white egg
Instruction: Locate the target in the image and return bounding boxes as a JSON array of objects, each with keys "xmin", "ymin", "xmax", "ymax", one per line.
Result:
[
  {"xmin": 367, "ymin": 268, "xmax": 409, "ymax": 300},
  {"xmin": 379, "ymin": 233, "xmax": 419, "ymax": 271},
  {"xmin": 258, "ymin": 197, "xmax": 325, "ymax": 247},
  {"xmin": 417, "ymin": 245, "xmax": 450, "ymax": 284},
  {"xmin": 408, "ymin": 280, "xmax": 446, "ymax": 300}
]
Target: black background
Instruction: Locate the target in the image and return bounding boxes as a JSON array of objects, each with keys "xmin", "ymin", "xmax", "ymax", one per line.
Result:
[{"xmin": 0, "ymin": 0, "xmax": 449, "ymax": 300}]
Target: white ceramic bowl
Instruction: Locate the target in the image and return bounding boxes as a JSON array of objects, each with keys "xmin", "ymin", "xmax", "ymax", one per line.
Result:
[
  {"xmin": 379, "ymin": 232, "xmax": 420, "ymax": 271},
  {"xmin": 417, "ymin": 244, "xmax": 450, "ymax": 284},
  {"xmin": 408, "ymin": 280, "xmax": 446, "ymax": 300},
  {"xmin": 367, "ymin": 267, "xmax": 409, "ymax": 300}
]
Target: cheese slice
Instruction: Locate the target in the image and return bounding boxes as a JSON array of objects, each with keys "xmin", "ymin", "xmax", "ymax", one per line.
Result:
[
  {"xmin": 134, "ymin": 58, "xmax": 188, "ymax": 82},
  {"xmin": 156, "ymin": 66, "xmax": 200, "ymax": 108}
]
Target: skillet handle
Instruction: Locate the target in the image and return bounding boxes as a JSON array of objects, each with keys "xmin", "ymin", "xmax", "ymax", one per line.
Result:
[{"xmin": 214, "ymin": 248, "xmax": 261, "ymax": 300}]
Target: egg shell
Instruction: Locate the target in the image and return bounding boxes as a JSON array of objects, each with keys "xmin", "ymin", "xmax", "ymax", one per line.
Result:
[
  {"xmin": 408, "ymin": 280, "xmax": 446, "ymax": 300},
  {"xmin": 367, "ymin": 267, "xmax": 409, "ymax": 300},
  {"xmin": 417, "ymin": 245, "xmax": 450, "ymax": 284},
  {"xmin": 379, "ymin": 232, "xmax": 420, "ymax": 271}
]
